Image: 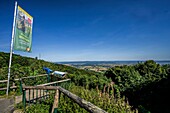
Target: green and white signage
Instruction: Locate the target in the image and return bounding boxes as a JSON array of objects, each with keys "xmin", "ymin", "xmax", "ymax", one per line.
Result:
[{"xmin": 14, "ymin": 6, "xmax": 33, "ymax": 52}]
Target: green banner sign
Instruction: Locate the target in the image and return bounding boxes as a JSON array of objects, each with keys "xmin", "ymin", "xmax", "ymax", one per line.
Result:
[{"xmin": 14, "ymin": 6, "xmax": 33, "ymax": 52}]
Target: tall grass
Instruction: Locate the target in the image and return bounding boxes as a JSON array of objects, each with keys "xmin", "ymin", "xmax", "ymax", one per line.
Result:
[
  {"xmin": 58, "ymin": 83, "xmax": 137, "ymax": 113},
  {"xmin": 25, "ymin": 83, "xmax": 137, "ymax": 113}
]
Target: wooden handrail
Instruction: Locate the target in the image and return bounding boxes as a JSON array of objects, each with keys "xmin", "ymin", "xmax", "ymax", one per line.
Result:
[
  {"xmin": 58, "ymin": 86, "xmax": 107, "ymax": 113},
  {"xmin": 0, "ymin": 74, "xmax": 48, "ymax": 83},
  {"xmin": 22, "ymin": 85, "xmax": 107, "ymax": 113},
  {"xmin": 23, "ymin": 85, "xmax": 59, "ymax": 90},
  {"xmin": 0, "ymin": 86, "xmax": 17, "ymax": 91},
  {"xmin": 0, "ymin": 76, "xmax": 69, "ymax": 91},
  {"xmin": 0, "ymin": 74, "xmax": 68, "ymax": 91},
  {"xmin": 37, "ymin": 79, "xmax": 70, "ymax": 86},
  {"xmin": 0, "ymin": 80, "xmax": 8, "ymax": 83}
]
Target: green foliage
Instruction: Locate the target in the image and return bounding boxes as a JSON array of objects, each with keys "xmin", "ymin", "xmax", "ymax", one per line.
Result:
[
  {"xmin": 1, "ymin": 52, "xmax": 136, "ymax": 112},
  {"xmin": 135, "ymin": 60, "xmax": 167, "ymax": 80},
  {"xmin": 25, "ymin": 83, "xmax": 137, "ymax": 113},
  {"xmin": 26, "ymin": 104, "xmax": 50, "ymax": 113},
  {"xmin": 58, "ymin": 83, "xmax": 136, "ymax": 113},
  {"xmin": 104, "ymin": 60, "xmax": 170, "ymax": 113},
  {"xmin": 4, "ymin": 52, "xmax": 165, "ymax": 112},
  {"xmin": 0, "ymin": 52, "xmax": 110, "ymax": 94},
  {"xmin": 138, "ymin": 105, "xmax": 151, "ymax": 113},
  {"xmin": 104, "ymin": 65, "xmax": 142, "ymax": 92}
]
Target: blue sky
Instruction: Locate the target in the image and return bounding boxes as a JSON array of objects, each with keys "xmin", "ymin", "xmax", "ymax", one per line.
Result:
[{"xmin": 0, "ymin": 0, "xmax": 170, "ymax": 62}]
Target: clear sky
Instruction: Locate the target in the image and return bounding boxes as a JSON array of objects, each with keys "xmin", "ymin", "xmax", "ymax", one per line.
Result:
[{"xmin": 0, "ymin": 0, "xmax": 170, "ymax": 62}]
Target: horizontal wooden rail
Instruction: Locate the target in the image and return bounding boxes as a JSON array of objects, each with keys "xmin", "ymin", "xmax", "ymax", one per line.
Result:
[
  {"xmin": 0, "ymin": 76, "xmax": 69, "ymax": 91},
  {"xmin": 0, "ymin": 74, "xmax": 48, "ymax": 91},
  {"xmin": 22, "ymin": 85, "xmax": 107, "ymax": 113},
  {"xmin": 23, "ymin": 85, "xmax": 59, "ymax": 90},
  {"xmin": 0, "ymin": 74, "xmax": 47, "ymax": 83},
  {"xmin": 0, "ymin": 86, "xmax": 17, "ymax": 91},
  {"xmin": 0, "ymin": 80, "xmax": 8, "ymax": 83},
  {"xmin": 37, "ymin": 79, "xmax": 71, "ymax": 86}
]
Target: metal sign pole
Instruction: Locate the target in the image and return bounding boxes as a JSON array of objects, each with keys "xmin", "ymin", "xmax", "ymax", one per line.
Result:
[{"xmin": 6, "ymin": 1, "xmax": 17, "ymax": 96}]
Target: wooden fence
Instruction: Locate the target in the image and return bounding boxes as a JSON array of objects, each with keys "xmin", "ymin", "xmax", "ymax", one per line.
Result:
[
  {"xmin": 22, "ymin": 85, "xmax": 107, "ymax": 113},
  {"xmin": 0, "ymin": 74, "xmax": 48, "ymax": 91},
  {"xmin": 1, "ymin": 74, "xmax": 107, "ymax": 113}
]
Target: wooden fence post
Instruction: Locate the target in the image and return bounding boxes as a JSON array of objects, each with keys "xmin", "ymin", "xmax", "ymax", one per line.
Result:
[
  {"xmin": 19, "ymin": 79, "xmax": 23, "ymax": 94},
  {"xmin": 51, "ymin": 89, "xmax": 59, "ymax": 113},
  {"xmin": 22, "ymin": 87, "xmax": 26, "ymax": 111},
  {"xmin": 12, "ymin": 75, "xmax": 15, "ymax": 92}
]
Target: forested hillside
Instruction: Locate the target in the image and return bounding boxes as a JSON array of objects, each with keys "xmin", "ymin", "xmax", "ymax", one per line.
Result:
[
  {"xmin": 104, "ymin": 60, "xmax": 170, "ymax": 113},
  {"xmin": 0, "ymin": 52, "xmax": 110, "ymax": 89},
  {"xmin": 0, "ymin": 52, "xmax": 136, "ymax": 113}
]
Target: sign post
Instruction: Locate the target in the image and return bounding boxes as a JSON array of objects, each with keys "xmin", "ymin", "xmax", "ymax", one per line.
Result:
[{"xmin": 6, "ymin": 1, "xmax": 17, "ymax": 96}]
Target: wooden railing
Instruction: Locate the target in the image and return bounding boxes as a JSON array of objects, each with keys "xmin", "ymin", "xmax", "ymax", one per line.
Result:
[
  {"xmin": 37, "ymin": 79, "xmax": 71, "ymax": 86},
  {"xmin": 1, "ymin": 74, "xmax": 107, "ymax": 113},
  {"xmin": 22, "ymin": 85, "xmax": 107, "ymax": 113},
  {"xmin": 0, "ymin": 74, "xmax": 47, "ymax": 83},
  {"xmin": 0, "ymin": 74, "xmax": 48, "ymax": 91},
  {"xmin": 0, "ymin": 73, "xmax": 64, "ymax": 91}
]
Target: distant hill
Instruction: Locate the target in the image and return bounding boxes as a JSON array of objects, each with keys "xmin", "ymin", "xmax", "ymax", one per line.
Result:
[{"xmin": 57, "ymin": 60, "xmax": 170, "ymax": 66}]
